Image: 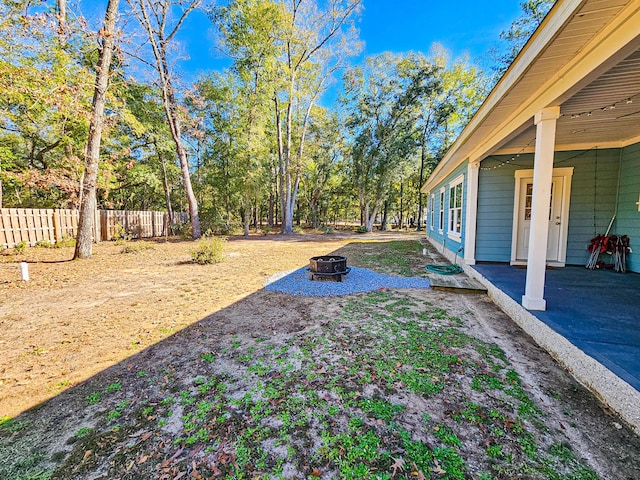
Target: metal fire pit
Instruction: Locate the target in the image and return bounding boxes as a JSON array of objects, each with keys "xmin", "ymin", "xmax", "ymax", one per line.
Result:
[{"xmin": 308, "ymin": 255, "xmax": 350, "ymax": 282}]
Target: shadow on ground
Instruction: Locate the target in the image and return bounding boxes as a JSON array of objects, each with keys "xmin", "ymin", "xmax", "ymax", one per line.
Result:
[{"xmin": 2, "ymin": 240, "xmax": 640, "ymax": 479}]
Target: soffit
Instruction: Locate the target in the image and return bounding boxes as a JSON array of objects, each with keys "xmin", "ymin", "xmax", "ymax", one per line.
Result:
[
  {"xmin": 423, "ymin": 0, "xmax": 640, "ymax": 191},
  {"xmin": 496, "ymin": 46, "xmax": 640, "ymax": 154}
]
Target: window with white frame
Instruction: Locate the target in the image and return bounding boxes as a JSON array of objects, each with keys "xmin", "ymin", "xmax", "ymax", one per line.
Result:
[
  {"xmin": 438, "ymin": 188, "xmax": 445, "ymax": 233},
  {"xmin": 448, "ymin": 176, "xmax": 464, "ymax": 237},
  {"xmin": 430, "ymin": 194, "xmax": 435, "ymax": 230}
]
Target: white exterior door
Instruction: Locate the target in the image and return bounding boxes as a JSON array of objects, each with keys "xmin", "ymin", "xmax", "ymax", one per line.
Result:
[
  {"xmin": 512, "ymin": 168, "xmax": 573, "ymax": 266},
  {"xmin": 515, "ymin": 177, "xmax": 562, "ymax": 261}
]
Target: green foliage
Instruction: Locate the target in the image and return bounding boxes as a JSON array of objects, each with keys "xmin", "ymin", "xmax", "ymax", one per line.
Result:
[
  {"xmin": 120, "ymin": 241, "xmax": 153, "ymax": 254},
  {"xmin": 494, "ymin": 0, "xmax": 555, "ymax": 78},
  {"xmin": 433, "ymin": 425, "xmax": 462, "ymax": 447},
  {"xmin": 200, "ymin": 352, "xmax": 216, "ymax": 363},
  {"xmin": 13, "ymin": 241, "xmax": 27, "ymax": 254},
  {"xmin": 35, "ymin": 239, "xmax": 53, "ymax": 248},
  {"xmin": 0, "ymin": 418, "xmax": 27, "ymax": 433},
  {"xmin": 55, "ymin": 236, "xmax": 76, "ymax": 248},
  {"xmin": 0, "ymin": 5, "xmax": 183, "ymax": 211},
  {"xmin": 343, "ymin": 49, "xmax": 485, "ymax": 231},
  {"xmin": 358, "ymin": 398, "xmax": 404, "ymax": 422},
  {"xmin": 112, "ymin": 223, "xmax": 130, "ymax": 242},
  {"xmin": 107, "ymin": 401, "xmax": 130, "ymax": 423},
  {"xmin": 85, "ymin": 392, "xmax": 101, "ymax": 405},
  {"xmin": 105, "ymin": 382, "xmax": 122, "ymax": 393},
  {"xmin": 190, "ymin": 237, "xmax": 226, "ymax": 265},
  {"xmin": 73, "ymin": 427, "xmax": 94, "ymax": 439}
]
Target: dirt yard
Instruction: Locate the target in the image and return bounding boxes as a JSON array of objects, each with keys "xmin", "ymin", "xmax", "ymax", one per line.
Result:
[
  {"xmin": 0, "ymin": 233, "xmax": 364, "ymax": 417},
  {"xmin": 1, "ymin": 232, "xmax": 640, "ymax": 479}
]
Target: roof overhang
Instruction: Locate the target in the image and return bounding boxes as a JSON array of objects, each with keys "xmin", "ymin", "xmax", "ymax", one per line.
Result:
[{"xmin": 422, "ymin": 0, "xmax": 640, "ymax": 193}]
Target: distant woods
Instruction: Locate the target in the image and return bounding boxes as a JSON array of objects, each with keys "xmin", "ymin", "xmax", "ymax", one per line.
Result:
[{"xmin": 0, "ymin": 0, "xmax": 549, "ymax": 235}]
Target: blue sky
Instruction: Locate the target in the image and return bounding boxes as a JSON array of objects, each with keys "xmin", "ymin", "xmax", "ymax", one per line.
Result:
[{"xmin": 174, "ymin": 0, "xmax": 524, "ymax": 82}]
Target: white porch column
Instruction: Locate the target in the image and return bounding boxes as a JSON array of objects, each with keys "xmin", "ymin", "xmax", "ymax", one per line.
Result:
[
  {"xmin": 464, "ymin": 161, "xmax": 480, "ymax": 265},
  {"xmin": 522, "ymin": 106, "xmax": 560, "ymax": 311}
]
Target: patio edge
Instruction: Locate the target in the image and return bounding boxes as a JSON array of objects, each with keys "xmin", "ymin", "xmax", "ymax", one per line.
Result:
[{"xmin": 424, "ymin": 237, "xmax": 640, "ymax": 435}]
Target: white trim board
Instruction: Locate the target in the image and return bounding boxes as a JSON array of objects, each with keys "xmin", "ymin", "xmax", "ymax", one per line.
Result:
[{"xmin": 510, "ymin": 167, "xmax": 574, "ymax": 266}]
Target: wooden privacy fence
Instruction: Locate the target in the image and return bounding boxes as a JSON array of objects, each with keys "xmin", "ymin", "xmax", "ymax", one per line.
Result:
[
  {"xmin": 0, "ymin": 208, "xmax": 187, "ymax": 248},
  {"xmin": 100, "ymin": 210, "xmax": 187, "ymax": 241}
]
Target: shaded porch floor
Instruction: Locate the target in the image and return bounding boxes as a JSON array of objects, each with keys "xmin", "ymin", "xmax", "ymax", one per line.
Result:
[{"xmin": 472, "ymin": 263, "xmax": 640, "ymax": 392}]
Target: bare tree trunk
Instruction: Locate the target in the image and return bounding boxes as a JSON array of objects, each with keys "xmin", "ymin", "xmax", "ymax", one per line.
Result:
[
  {"xmin": 416, "ymin": 144, "xmax": 425, "ymax": 231},
  {"xmin": 165, "ymin": 80, "xmax": 200, "ymax": 239},
  {"xmin": 74, "ymin": 0, "xmax": 119, "ymax": 259},
  {"xmin": 268, "ymin": 189, "xmax": 274, "ymax": 227},
  {"xmin": 311, "ymin": 202, "xmax": 319, "ymax": 229},
  {"xmin": 253, "ymin": 197, "xmax": 258, "ymax": 232},
  {"xmin": 280, "ymin": 79, "xmax": 295, "ymax": 234},
  {"xmin": 156, "ymin": 143, "xmax": 173, "ymax": 220},
  {"xmin": 399, "ymin": 182, "xmax": 404, "ymax": 230},
  {"xmin": 56, "ymin": 0, "xmax": 66, "ymax": 35},
  {"xmin": 364, "ymin": 203, "xmax": 378, "ymax": 232},
  {"xmin": 381, "ymin": 200, "xmax": 388, "ymax": 231},
  {"xmin": 243, "ymin": 192, "xmax": 250, "ymax": 237},
  {"xmin": 274, "ymin": 95, "xmax": 286, "ymax": 230},
  {"xmin": 129, "ymin": 0, "xmax": 201, "ymax": 239}
]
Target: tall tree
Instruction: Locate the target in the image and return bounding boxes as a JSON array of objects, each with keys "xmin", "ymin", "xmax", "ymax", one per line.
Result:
[
  {"xmin": 414, "ymin": 47, "xmax": 486, "ymax": 229},
  {"xmin": 212, "ymin": 0, "xmax": 282, "ymax": 236},
  {"xmin": 127, "ymin": 0, "xmax": 202, "ymax": 239},
  {"xmin": 74, "ymin": 0, "xmax": 120, "ymax": 259},
  {"xmin": 301, "ymin": 109, "xmax": 343, "ymax": 229},
  {"xmin": 493, "ymin": 0, "xmax": 555, "ymax": 78},
  {"xmin": 275, "ymin": 0, "xmax": 361, "ymax": 234},
  {"xmin": 344, "ymin": 53, "xmax": 441, "ymax": 232},
  {"xmin": 212, "ymin": 0, "xmax": 361, "ymax": 233},
  {"xmin": 0, "ymin": 2, "xmax": 95, "ymax": 209}
]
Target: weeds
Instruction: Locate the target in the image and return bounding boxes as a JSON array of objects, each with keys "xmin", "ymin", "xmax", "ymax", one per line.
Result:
[
  {"xmin": 85, "ymin": 392, "xmax": 101, "ymax": 405},
  {"xmin": 5, "ymin": 287, "xmax": 603, "ymax": 479},
  {"xmin": 190, "ymin": 237, "xmax": 226, "ymax": 264},
  {"xmin": 14, "ymin": 240, "xmax": 27, "ymax": 254},
  {"xmin": 200, "ymin": 352, "xmax": 216, "ymax": 363},
  {"xmin": 120, "ymin": 241, "xmax": 153, "ymax": 254}
]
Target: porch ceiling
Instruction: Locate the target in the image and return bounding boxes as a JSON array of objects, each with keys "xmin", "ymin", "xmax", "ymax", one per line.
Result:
[
  {"xmin": 423, "ymin": 0, "xmax": 640, "ymax": 191},
  {"xmin": 496, "ymin": 46, "xmax": 640, "ymax": 154}
]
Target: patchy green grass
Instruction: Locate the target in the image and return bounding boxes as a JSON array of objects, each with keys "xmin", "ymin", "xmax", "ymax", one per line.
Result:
[
  {"xmin": 0, "ymin": 287, "xmax": 602, "ymax": 480},
  {"xmin": 339, "ymin": 240, "xmax": 427, "ymax": 276}
]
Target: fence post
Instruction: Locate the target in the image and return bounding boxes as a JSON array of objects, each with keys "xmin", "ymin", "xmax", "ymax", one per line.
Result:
[
  {"xmin": 53, "ymin": 210, "xmax": 62, "ymax": 244},
  {"xmin": 94, "ymin": 208, "xmax": 101, "ymax": 243}
]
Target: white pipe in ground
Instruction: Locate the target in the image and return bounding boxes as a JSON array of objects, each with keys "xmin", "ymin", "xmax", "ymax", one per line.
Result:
[{"xmin": 19, "ymin": 262, "xmax": 29, "ymax": 281}]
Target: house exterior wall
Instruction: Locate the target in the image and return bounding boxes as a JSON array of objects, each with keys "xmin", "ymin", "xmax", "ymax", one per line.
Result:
[
  {"xmin": 565, "ymin": 148, "xmax": 621, "ymax": 265},
  {"xmin": 618, "ymin": 142, "xmax": 640, "ymax": 273},
  {"xmin": 426, "ymin": 160, "xmax": 468, "ymax": 256},
  {"xmin": 476, "ymin": 148, "xmax": 622, "ymax": 266}
]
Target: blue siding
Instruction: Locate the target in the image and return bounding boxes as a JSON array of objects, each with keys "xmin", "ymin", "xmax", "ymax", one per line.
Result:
[
  {"xmin": 618, "ymin": 142, "xmax": 640, "ymax": 273},
  {"xmin": 426, "ymin": 161, "xmax": 468, "ymax": 255},
  {"xmin": 476, "ymin": 158, "xmax": 527, "ymax": 262},
  {"xmin": 476, "ymin": 148, "xmax": 622, "ymax": 265},
  {"xmin": 563, "ymin": 149, "xmax": 620, "ymax": 265}
]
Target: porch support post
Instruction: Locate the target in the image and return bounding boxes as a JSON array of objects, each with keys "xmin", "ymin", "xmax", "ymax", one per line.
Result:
[
  {"xmin": 522, "ymin": 106, "xmax": 560, "ymax": 311},
  {"xmin": 464, "ymin": 161, "xmax": 479, "ymax": 265}
]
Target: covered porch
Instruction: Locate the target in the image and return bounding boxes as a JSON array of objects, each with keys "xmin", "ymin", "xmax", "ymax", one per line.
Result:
[
  {"xmin": 461, "ymin": 260, "xmax": 640, "ymax": 433},
  {"xmin": 421, "ymin": 0, "xmax": 640, "ymax": 433},
  {"xmin": 473, "ymin": 263, "xmax": 640, "ymax": 391}
]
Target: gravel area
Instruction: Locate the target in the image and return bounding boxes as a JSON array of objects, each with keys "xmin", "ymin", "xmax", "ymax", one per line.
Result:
[{"xmin": 264, "ymin": 265, "xmax": 431, "ymax": 296}]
